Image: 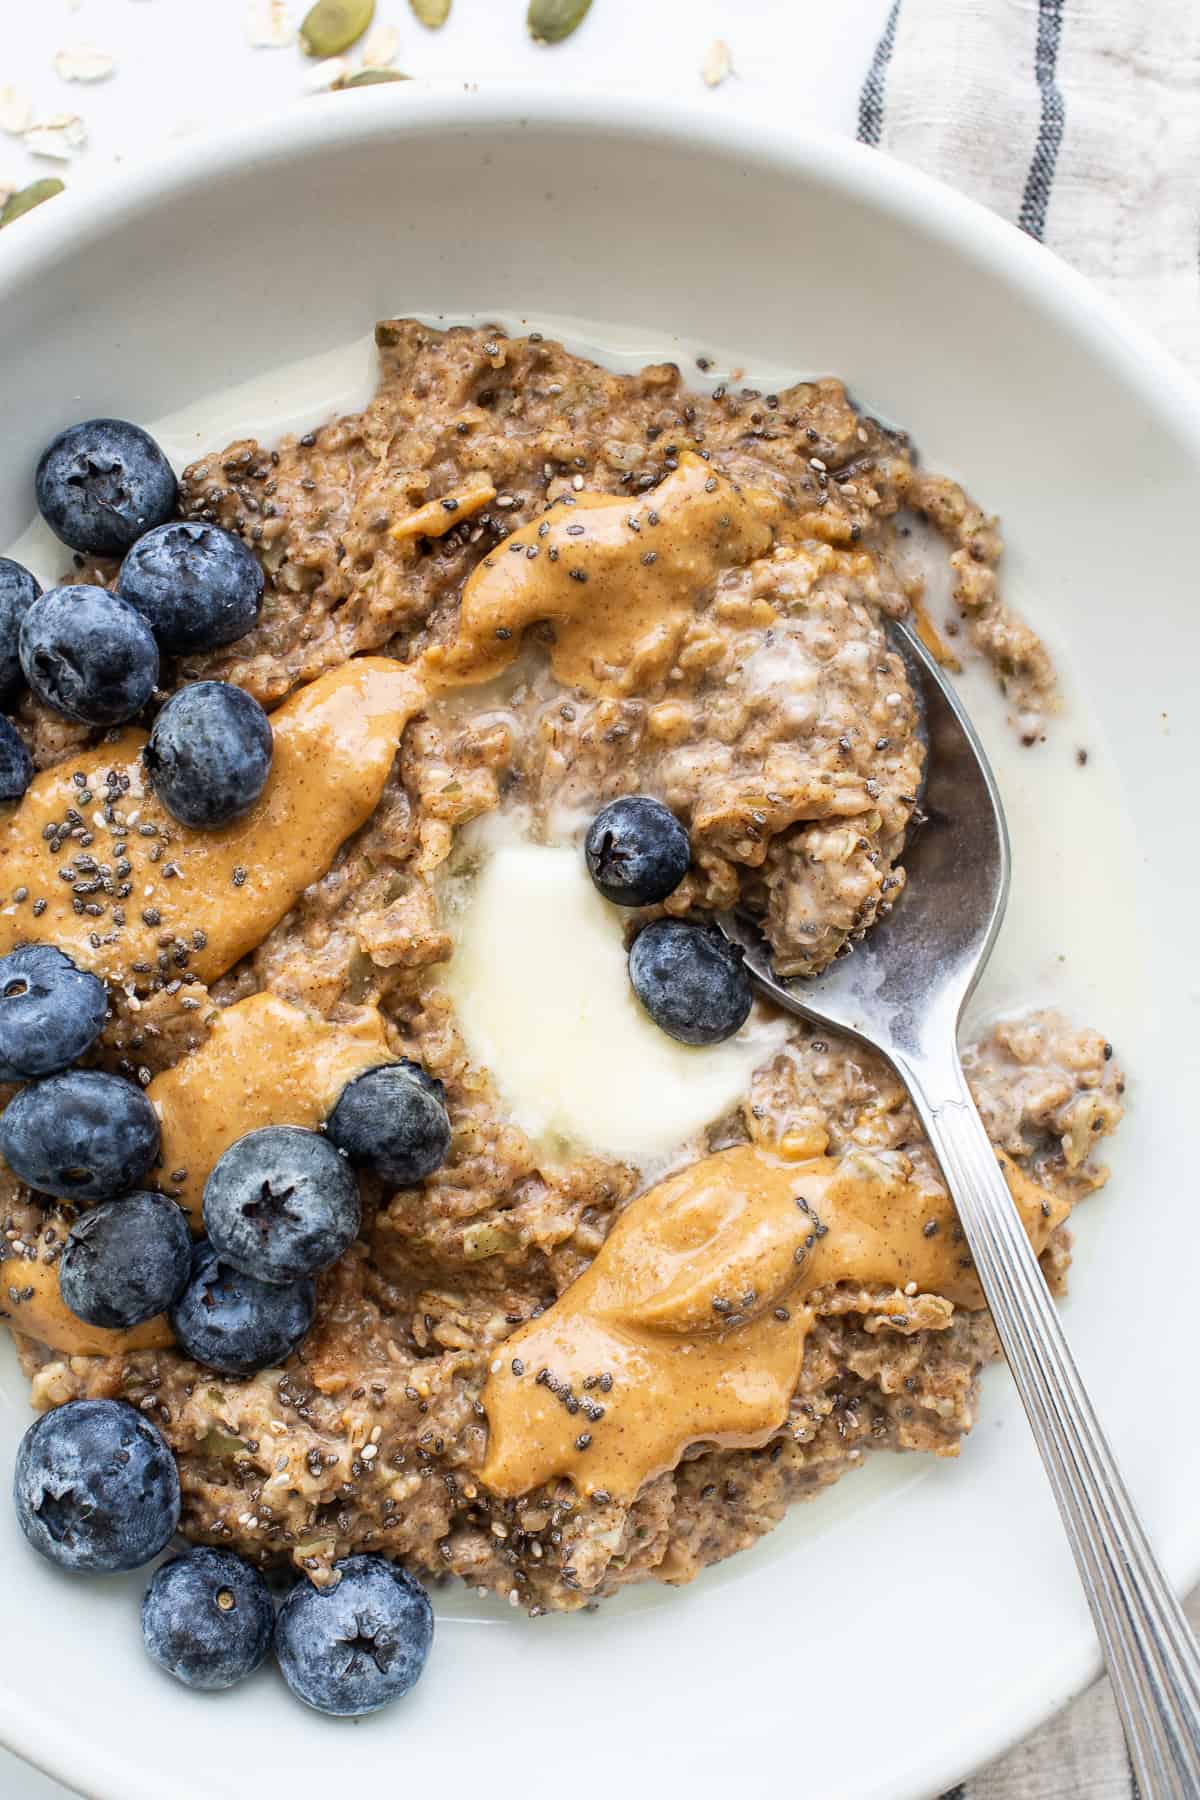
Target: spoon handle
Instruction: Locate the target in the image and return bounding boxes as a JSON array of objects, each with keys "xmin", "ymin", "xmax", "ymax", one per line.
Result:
[{"xmin": 901, "ymin": 1050, "xmax": 1200, "ymax": 1797}]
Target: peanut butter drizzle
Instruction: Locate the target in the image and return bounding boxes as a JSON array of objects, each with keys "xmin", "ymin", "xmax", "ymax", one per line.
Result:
[
  {"xmin": 481, "ymin": 1144, "xmax": 1068, "ymax": 1502},
  {"xmin": 422, "ymin": 453, "xmax": 778, "ymax": 697},
  {"xmin": 0, "ymin": 658, "xmax": 424, "ymax": 991},
  {"xmin": 390, "ymin": 476, "xmax": 497, "ymax": 542},
  {"xmin": 150, "ymin": 992, "xmax": 394, "ymax": 1227},
  {"xmin": 0, "ymin": 1248, "xmax": 172, "ymax": 1357}
]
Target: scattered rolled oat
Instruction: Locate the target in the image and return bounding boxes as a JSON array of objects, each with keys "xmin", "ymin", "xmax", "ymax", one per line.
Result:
[
  {"xmin": 23, "ymin": 116, "xmax": 88, "ymax": 162},
  {"xmin": 53, "ymin": 43, "xmax": 118, "ymax": 84},
  {"xmin": 305, "ymin": 55, "xmax": 351, "ymax": 90},
  {"xmin": 0, "ymin": 87, "xmax": 34, "ymax": 137},
  {"xmin": 246, "ymin": 0, "xmax": 296, "ymax": 48},
  {"xmin": 360, "ymin": 22, "xmax": 400, "ymax": 66},
  {"xmin": 701, "ymin": 39, "xmax": 733, "ymax": 88}
]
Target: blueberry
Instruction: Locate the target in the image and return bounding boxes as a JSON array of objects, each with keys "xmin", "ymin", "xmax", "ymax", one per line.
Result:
[
  {"xmin": 275, "ymin": 1555, "xmax": 433, "ymax": 1718},
  {"xmin": 143, "ymin": 681, "xmax": 272, "ymax": 829},
  {"xmin": 0, "ymin": 557, "xmax": 41, "ymax": 699},
  {"xmin": 19, "ymin": 585, "xmax": 159, "ymax": 726},
  {"xmin": 0, "ymin": 715, "xmax": 33, "ymax": 804},
  {"xmin": 326, "ymin": 1062, "xmax": 451, "ymax": 1187},
  {"xmin": 204, "ymin": 1126, "xmax": 360, "ymax": 1286},
  {"xmin": 169, "ymin": 1239, "xmax": 314, "ymax": 1376},
  {"xmin": 0, "ymin": 1068, "xmax": 160, "ymax": 1201},
  {"xmin": 142, "ymin": 1548, "xmax": 274, "ymax": 1691},
  {"xmin": 58, "ymin": 1191, "xmax": 192, "ymax": 1330},
  {"xmin": 628, "ymin": 918, "xmax": 753, "ymax": 1046},
  {"xmin": 14, "ymin": 1398, "xmax": 179, "ymax": 1573},
  {"xmin": 36, "ymin": 419, "xmax": 177, "ymax": 558},
  {"xmin": 118, "ymin": 523, "xmax": 264, "ymax": 656},
  {"xmin": 585, "ymin": 796, "xmax": 690, "ymax": 907},
  {"xmin": 0, "ymin": 944, "xmax": 107, "ymax": 1081}
]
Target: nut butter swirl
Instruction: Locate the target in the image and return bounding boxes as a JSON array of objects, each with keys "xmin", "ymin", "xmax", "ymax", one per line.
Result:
[
  {"xmin": 482, "ymin": 1144, "xmax": 1067, "ymax": 1503},
  {"xmin": 423, "ymin": 453, "xmax": 778, "ymax": 697},
  {"xmin": 0, "ymin": 658, "xmax": 424, "ymax": 992}
]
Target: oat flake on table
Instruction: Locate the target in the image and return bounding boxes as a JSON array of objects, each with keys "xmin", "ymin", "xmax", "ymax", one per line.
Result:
[
  {"xmin": 23, "ymin": 115, "xmax": 88, "ymax": 161},
  {"xmin": 0, "ymin": 86, "xmax": 34, "ymax": 136},
  {"xmin": 53, "ymin": 44, "xmax": 118, "ymax": 84},
  {"xmin": 701, "ymin": 39, "xmax": 733, "ymax": 87},
  {"xmin": 304, "ymin": 56, "xmax": 350, "ymax": 90},
  {"xmin": 246, "ymin": 0, "xmax": 295, "ymax": 48},
  {"xmin": 360, "ymin": 23, "xmax": 400, "ymax": 67}
]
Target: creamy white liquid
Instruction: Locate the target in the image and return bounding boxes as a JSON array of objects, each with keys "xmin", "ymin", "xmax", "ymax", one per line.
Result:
[
  {"xmin": 441, "ymin": 815, "xmax": 791, "ymax": 1166},
  {"xmin": 2, "ymin": 313, "xmax": 1147, "ymax": 1162}
]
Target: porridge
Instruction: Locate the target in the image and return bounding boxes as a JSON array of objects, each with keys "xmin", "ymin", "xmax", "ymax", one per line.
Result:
[{"xmin": 0, "ymin": 323, "xmax": 1123, "ymax": 1631}]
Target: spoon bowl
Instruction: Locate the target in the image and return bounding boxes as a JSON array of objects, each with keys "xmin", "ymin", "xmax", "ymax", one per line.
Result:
[{"xmin": 721, "ymin": 618, "xmax": 1010, "ymax": 1064}]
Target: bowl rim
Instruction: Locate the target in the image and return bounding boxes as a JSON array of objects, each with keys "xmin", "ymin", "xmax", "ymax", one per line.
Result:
[
  {"xmin": 2, "ymin": 79, "xmax": 1198, "ymax": 1800},
  {"xmin": 4, "ymin": 76, "xmax": 1199, "ymax": 430}
]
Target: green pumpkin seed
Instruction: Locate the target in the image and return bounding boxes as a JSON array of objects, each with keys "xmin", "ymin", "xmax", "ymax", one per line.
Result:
[
  {"xmin": 336, "ymin": 67, "xmax": 411, "ymax": 86},
  {"xmin": 410, "ymin": 0, "xmax": 451, "ymax": 25},
  {"xmin": 528, "ymin": 0, "xmax": 592, "ymax": 44},
  {"xmin": 300, "ymin": 0, "xmax": 375, "ymax": 57},
  {"xmin": 0, "ymin": 179, "xmax": 65, "ymax": 230},
  {"xmin": 462, "ymin": 1220, "xmax": 521, "ymax": 1260},
  {"xmin": 199, "ymin": 1427, "xmax": 247, "ymax": 1459}
]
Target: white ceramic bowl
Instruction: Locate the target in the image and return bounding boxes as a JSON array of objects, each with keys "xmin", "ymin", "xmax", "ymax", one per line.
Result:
[{"xmin": 1, "ymin": 85, "xmax": 1197, "ymax": 1800}]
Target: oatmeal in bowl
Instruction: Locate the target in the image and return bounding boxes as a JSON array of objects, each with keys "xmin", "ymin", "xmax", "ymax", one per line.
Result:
[{"xmin": 0, "ymin": 321, "xmax": 1122, "ymax": 1706}]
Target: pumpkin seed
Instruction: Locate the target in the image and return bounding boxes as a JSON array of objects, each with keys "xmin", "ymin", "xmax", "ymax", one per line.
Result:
[
  {"xmin": 335, "ymin": 67, "xmax": 411, "ymax": 86},
  {"xmin": 199, "ymin": 1427, "xmax": 246, "ymax": 1459},
  {"xmin": 410, "ymin": 0, "xmax": 451, "ymax": 25},
  {"xmin": 300, "ymin": 0, "xmax": 375, "ymax": 58},
  {"xmin": 527, "ymin": 0, "xmax": 591, "ymax": 45},
  {"xmin": 0, "ymin": 179, "xmax": 65, "ymax": 230},
  {"xmin": 462, "ymin": 1220, "xmax": 521, "ymax": 1260}
]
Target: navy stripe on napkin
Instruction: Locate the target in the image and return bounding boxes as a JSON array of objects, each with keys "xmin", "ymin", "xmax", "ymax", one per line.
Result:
[
  {"xmin": 857, "ymin": 0, "xmax": 902, "ymax": 146},
  {"xmin": 1017, "ymin": 0, "xmax": 1067, "ymax": 239}
]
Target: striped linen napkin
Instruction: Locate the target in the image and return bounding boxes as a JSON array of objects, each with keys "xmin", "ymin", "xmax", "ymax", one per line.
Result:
[
  {"xmin": 854, "ymin": 3, "xmax": 1200, "ymax": 1794},
  {"xmin": 857, "ymin": 0, "xmax": 1200, "ymax": 376}
]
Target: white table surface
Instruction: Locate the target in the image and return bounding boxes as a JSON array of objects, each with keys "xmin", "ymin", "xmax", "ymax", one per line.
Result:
[{"xmin": 1, "ymin": 2, "xmax": 1100, "ymax": 1796}]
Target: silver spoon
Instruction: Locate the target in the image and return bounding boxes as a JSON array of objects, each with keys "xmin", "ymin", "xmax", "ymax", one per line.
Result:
[{"xmin": 719, "ymin": 618, "xmax": 1200, "ymax": 1795}]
